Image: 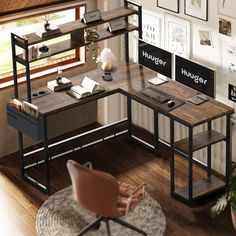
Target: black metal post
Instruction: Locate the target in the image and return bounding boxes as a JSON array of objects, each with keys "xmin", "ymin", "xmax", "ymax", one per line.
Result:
[
  {"xmin": 11, "ymin": 33, "xmax": 18, "ymax": 98},
  {"xmin": 154, "ymin": 110, "xmax": 159, "ymax": 153},
  {"xmin": 207, "ymin": 122, "xmax": 212, "ymax": 179},
  {"xmin": 18, "ymin": 132, "xmax": 25, "ymax": 176},
  {"xmin": 124, "ymin": 0, "xmax": 129, "ymax": 62},
  {"xmin": 127, "ymin": 96, "xmax": 132, "ymax": 138},
  {"xmin": 42, "ymin": 116, "xmax": 50, "ymax": 194},
  {"xmin": 138, "ymin": 4, "xmax": 142, "ymax": 40},
  {"xmin": 188, "ymin": 127, "xmax": 193, "ymax": 205},
  {"xmin": 24, "ymin": 41, "xmax": 31, "ymax": 103},
  {"xmin": 226, "ymin": 115, "xmax": 232, "ymax": 189},
  {"xmin": 170, "ymin": 118, "xmax": 175, "ymax": 195}
]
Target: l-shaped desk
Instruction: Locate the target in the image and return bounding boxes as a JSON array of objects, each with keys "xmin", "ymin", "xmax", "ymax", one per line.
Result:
[{"xmin": 7, "ymin": 61, "xmax": 234, "ymax": 206}]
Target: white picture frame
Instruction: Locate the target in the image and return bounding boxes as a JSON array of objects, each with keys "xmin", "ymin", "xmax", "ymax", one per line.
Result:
[
  {"xmin": 218, "ymin": 0, "xmax": 236, "ymax": 19},
  {"xmin": 142, "ymin": 10, "xmax": 161, "ymax": 47},
  {"xmin": 157, "ymin": 0, "xmax": 179, "ymax": 13},
  {"xmin": 164, "ymin": 14, "xmax": 191, "ymax": 58},
  {"xmin": 184, "ymin": 0, "xmax": 208, "ymax": 21},
  {"xmin": 220, "ymin": 40, "xmax": 236, "ymax": 74}
]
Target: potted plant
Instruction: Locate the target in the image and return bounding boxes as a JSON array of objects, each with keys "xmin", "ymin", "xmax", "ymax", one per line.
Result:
[{"xmin": 210, "ymin": 162, "xmax": 236, "ymax": 230}]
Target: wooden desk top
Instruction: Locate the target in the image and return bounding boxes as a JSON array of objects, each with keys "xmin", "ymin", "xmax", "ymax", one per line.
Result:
[{"xmin": 32, "ymin": 61, "xmax": 234, "ymax": 127}]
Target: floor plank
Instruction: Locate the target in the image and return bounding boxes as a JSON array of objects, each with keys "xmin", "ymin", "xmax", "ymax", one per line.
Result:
[{"xmin": 0, "ymin": 132, "xmax": 235, "ymax": 236}]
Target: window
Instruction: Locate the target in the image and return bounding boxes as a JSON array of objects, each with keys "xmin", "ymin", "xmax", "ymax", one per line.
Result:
[{"xmin": 0, "ymin": 5, "xmax": 85, "ymax": 84}]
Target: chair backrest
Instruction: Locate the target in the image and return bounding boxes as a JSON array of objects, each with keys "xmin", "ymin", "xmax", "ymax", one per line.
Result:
[{"xmin": 67, "ymin": 160, "xmax": 120, "ymax": 218}]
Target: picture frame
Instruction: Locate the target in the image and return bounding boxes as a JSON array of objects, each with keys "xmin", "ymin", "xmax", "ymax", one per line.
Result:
[
  {"xmin": 142, "ymin": 10, "xmax": 161, "ymax": 47},
  {"xmin": 220, "ymin": 40, "xmax": 236, "ymax": 74},
  {"xmin": 164, "ymin": 14, "xmax": 191, "ymax": 58},
  {"xmin": 184, "ymin": 0, "xmax": 208, "ymax": 21},
  {"xmin": 218, "ymin": 0, "xmax": 236, "ymax": 19},
  {"xmin": 157, "ymin": 0, "xmax": 179, "ymax": 13}
]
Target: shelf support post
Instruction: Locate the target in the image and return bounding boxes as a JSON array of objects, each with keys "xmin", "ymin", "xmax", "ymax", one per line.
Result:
[
  {"xmin": 127, "ymin": 96, "xmax": 132, "ymax": 138},
  {"xmin": 188, "ymin": 127, "xmax": 193, "ymax": 205},
  {"xmin": 226, "ymin": 114, "xmax": 232, "ymax": 190},
  {"xmin": 11, "ymin": 33, "xmax": 18, "ymax": 98},
  {"xmin": 207, "ymin": 121, "xmax": 212, "ymax": 179},
  {"xmin": 124, "ymin": 0, "xmax": 129, "ymax": 62},
  {"xmin": 170, "ymin": 118, "xmax": 175, "ymax": 195},
  {"xmin": 154, "ymin": 110, "xmax": 159, "ymax": 154}
]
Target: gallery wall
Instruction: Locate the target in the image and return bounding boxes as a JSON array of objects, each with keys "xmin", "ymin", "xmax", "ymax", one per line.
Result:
[{"xmin": 130, "ymin": 0, "xmax": 236, "ymax": 113}]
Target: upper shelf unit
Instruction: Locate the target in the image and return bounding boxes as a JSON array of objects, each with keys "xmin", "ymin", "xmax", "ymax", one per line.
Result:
[{"xmin": 20, "ymin": 6, "xmax": 139, "ymax": 46}]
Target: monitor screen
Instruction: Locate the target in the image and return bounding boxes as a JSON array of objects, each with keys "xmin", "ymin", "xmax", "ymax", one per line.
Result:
[
  {"xmin": 175, "ymin": 55, "xmax": 215, "ymax": 98},
  {"xmin": 138, "ymin": 39, "xmax": 172, "ymax": 78}
]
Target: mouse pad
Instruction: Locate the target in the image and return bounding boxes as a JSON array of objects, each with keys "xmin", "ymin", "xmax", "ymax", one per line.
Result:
[{"xmin": 136, "ymin": 87, "xmax": 185, "ymax": 112}]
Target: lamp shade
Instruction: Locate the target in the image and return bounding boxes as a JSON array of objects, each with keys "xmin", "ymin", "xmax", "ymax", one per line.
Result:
[{"xmin": 97, "ymin": 48, "xmax": 116, "ymax": 63}]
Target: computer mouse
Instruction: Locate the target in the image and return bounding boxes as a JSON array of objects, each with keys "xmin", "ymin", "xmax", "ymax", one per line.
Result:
[{"xmin": 167, "ymin": 100, "xmax": 175, "ymax": 107}]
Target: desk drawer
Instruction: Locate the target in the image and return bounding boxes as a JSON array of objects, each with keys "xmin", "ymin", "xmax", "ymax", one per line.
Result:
[{"xmin": 7, "ymin": 105, "xmax": 43, "ymax": 140}]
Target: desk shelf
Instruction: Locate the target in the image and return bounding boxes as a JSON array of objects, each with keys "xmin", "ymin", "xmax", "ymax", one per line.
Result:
[
  {"xmin": 174, "ymin": 175, "xmax": 225, "ymax": 201},
  {"xmin": 174, "ymin": 130, "xmax": 226, "ymax": 154},
  {"xmin": 17, "ymin": 24, "xmax": 138, "ymax": 63}
]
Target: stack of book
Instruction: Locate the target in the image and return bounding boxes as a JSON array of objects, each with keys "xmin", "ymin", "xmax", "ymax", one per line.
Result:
[{"xmin": 47, "ymin": 77, "xmax": 72, "ymax": 92}]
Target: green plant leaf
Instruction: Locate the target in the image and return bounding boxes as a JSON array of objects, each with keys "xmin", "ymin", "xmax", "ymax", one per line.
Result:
[{"xmin": 210, "ymin": 194, "xmax": 228, "ymax": 217}]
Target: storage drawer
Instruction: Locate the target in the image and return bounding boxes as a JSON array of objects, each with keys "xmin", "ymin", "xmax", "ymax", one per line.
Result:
[{"xmin": 7, "ymin": 105, "xmax": 43, "ymax": 140}]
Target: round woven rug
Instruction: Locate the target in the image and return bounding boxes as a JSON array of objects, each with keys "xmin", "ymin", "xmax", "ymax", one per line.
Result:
[{"xmin": 36, "ymin": 186, "xmax": 166, "ymax": 236}]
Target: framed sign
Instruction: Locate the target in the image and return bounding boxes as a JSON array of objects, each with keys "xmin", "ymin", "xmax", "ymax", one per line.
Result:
[
  {"xmin": 157, "ymin": 0, "xmax": 179, "ymax": 13},
  {"xmin": 142, "ymin": 10, "xmax": 161, "ymax": 47},
  {"xmin": 184, "ymin": 0, "xmax": 208, "ymax": 21},
  {"xmin": 164, "ymin": 14, "xmax": 191, "ymax": 58},
  {"xmin": 218, "ymin": 0, "xmax": 236, "ymax": 19},
  {"xmin": 228, "ymin": 84, "xmax": 236, "ymax": 102}
]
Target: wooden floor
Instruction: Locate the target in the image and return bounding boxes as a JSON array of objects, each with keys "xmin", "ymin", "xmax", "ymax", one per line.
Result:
[{"xmin": 0, "ymin": 129, "xmax": 235, "ymax": 236}]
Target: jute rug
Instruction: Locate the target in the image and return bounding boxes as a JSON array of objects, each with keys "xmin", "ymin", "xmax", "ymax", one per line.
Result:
[{"xmin": 36, "ymin": 186, "xmax": 166, "ymax": 236}]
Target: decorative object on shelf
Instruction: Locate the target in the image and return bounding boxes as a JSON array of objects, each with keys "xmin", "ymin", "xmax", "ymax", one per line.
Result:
[
  {"xmin": 210, "ymin": 162, "xmax": 236, "ymax": 230},
  {"xmin": 28, "ymin": 45, "xmax": 38, "ymax": 60},
  {"xmin": 219, "ymin": 18, "xmax": 231, "ymax": 36},
  {"xmin": 164, "ymin": 13, "xmax": 191, "ymax": 58},
  {"xmin": 184, "ymin": 0, "xmax": 208, "ymax": 21},
  {"xmin": 84, "ymin": 29, "xmax": 99, "ymax": 42},
  {"xmin": 22, "ymin": 101, "xmax": 39, "ymax": 119},
  {"xmin": 218, "ymin": 0, "xmax": 236, "ymax": 19},
  {"xmin": 157, "ymin": 0, "xmax": 179, "ymax": 13},
  {"xmin": 39, "ymin": 44, "xmax": 50, "ymax": 58},
  {"xmin": 81, "ymin": 10, "xmax": 102, "ymax": 24},
  {"xmin": 97, "ymin": 48, "xmax": 116, "ymax": 81},
  {"xmin": 9, "ymin": 99, "xmax": 22, "ymax": 110},
  {"xmin": 47, "ymin": 67, "xmax": 72, "ymax": 92},
  {"xmin": 44, "ymin": 15, "xmax": 51, "ymax": 32},
  {"xmin": 108, "ymin": 18, "xmax": 126, "ymax": 33}
]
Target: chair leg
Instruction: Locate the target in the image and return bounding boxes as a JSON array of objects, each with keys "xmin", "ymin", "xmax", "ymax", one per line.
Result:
[
  {"xmin": 77, "ymin": 216, "xmax": 103, "ymax": 236},
  {"xmin": 110, "ymin": 218, "xmax": 147, "ymax": 236},
  {"xmin": 105, "ymin": 218, "xmax": 112, "ymax": 236}
]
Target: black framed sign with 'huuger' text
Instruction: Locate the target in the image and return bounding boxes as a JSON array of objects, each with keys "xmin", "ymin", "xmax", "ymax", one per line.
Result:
[
  {"xmin": 175, "ymin": 55, "xmax": 215, "ymax": 98},
  {"xmin": 138, "ymin": 39, "xmax": 172, "ymax": 78}
]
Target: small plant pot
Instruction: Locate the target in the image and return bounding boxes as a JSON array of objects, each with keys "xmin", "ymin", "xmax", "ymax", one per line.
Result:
[{"xmin": 231, "ymin": 206, "xmax": 236, "ymax": 230}]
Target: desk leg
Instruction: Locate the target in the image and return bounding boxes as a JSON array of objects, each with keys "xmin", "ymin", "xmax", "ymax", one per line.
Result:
[
  {"xmin": 188, "ymin": 127, "xmax": 193, "ymax": 206},
  {"xmin": 226, "ymin": 114, "xmax": 232, "ymax": 190},
  {"xmin": 154, "ymin": 111, "xmax": 159, "ymax": 154},
  {"xmin": 42, "ymin": 116, "xmax": 50, "ymax": 194},
  {"xmin": 207, "ymin": 121, "xmax": 212, "ymax": 179},
  {"xmin": 18, "ymin": 131, "xmax": 25, "ymax": 176},
  {"xmin": 127, "ymin": 97, "xmax": 132, "ymax": 138},
  {"xmin": 170, "ymin": 118, "xmax": 175, "ymax": 195}
]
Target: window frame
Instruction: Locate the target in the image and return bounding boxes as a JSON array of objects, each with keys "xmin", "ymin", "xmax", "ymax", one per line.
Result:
[{"xmin": 0, "ymin": 4, "xmax": 86, "ymax": 85}]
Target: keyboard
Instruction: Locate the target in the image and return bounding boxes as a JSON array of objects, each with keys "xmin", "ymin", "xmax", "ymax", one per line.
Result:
[{"xmin": 141, "ymin": 88, "xmax": 170, "ymax": 104}]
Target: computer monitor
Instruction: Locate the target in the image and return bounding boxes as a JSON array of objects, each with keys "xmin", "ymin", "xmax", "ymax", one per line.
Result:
[
  {"xmin": 175, "ymin": 55, "xmax": 215, "ymax": 98},
  {"xmin": 138, "ymin": 39, "xmax": 172, "ymax": 83}
]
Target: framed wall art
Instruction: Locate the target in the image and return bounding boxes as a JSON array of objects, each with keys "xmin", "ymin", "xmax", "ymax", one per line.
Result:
[
  {"xmin": 218, "ymin": 0, "xmax": 236, "ymax": 19},
  {"xmin": 184, "ymin": 0, "xmax": 208, "ymax": 21},
  {"xmin": 157, "ymin": 0, "xmax": 179, "ymax": 13},
  {"xmin": 220, "ymin": 40, "xmax": 236, "ymax": 74},
  {"xmin": 164, "ymin": 14, "xmax": 191, "ymax": 58}
]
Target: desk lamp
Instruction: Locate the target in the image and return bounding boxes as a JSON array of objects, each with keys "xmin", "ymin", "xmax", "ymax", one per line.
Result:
[{"xmin": 97, "ymin": 48, "xmax": 116, "ymax": 81}]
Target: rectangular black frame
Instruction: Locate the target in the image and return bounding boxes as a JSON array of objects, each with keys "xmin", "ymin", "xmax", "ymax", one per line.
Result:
[
  {"xmin": 184, "ymin": 0, "xmax": 208, "ymax": 21},
  {"xmin": 157, "ymin": 0, "xmax": 179, "ymax": 13},
  {"xmin": 175, "ymin": 55, "xmax": 215, "ymax": 98}
]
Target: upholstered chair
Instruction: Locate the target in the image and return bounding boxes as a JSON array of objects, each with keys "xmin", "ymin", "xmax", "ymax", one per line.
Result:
[{"xmin": 67, "ymin": 159, "xmax": 147, "ymax": 236}]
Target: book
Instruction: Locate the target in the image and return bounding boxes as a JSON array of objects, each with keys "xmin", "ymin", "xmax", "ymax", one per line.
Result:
[
  {"xmin": 22, "ymin": 101, "xmax": 39, "ymax": 119},
  {"xmin": 47, "ymin": 77, "xmax": 72, "ymax": 92},
  {"xmin": 68, "ymin": 76, "xmax": 104, "ymax": 99},
  {"xmin": 10, "ymin": 99, "xmax": 22, "ymax": 110}
]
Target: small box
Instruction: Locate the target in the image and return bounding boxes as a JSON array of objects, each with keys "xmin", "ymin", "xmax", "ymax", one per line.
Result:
[
  {"xmin": 47, "ymin": 77, "xmax": 72, "ymax": 92},
  {"xmin": 108, "ymin": 19, "xmax": 126, "ymax": 33},
  {"xmin": 82, "ymin": 10, "xmax": 101, "ymax": 24}
]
